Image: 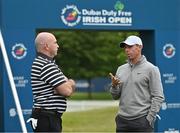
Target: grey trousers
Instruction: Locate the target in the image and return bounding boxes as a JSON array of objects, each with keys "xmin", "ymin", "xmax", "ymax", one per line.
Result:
[{"xmin": 115, "ymin": 115, "xmax": 154, "ymax": 133}]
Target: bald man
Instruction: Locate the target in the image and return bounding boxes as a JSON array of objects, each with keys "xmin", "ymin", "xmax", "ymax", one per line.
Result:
[{"xmin": 28, "ymin": 32, "xmax": 75, "ymax": 132}]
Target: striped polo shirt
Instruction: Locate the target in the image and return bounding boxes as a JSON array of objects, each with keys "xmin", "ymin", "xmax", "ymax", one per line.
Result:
[{"xmin": 31, "ymin": 53, "xmax": 67, "ymax": 113}]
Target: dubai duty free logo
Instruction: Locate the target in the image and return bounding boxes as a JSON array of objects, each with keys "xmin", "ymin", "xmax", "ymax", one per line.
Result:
[
  {"xmin": 11, "ymin": 43, "xmax": 27, "ymax": 59},
  {"xmin": 163, "ymin": 43, "xmax": 175, "ymax": 58},
  {"xmin": 61, "ymin": 5, "xmax": 81, "ymax": 27}
]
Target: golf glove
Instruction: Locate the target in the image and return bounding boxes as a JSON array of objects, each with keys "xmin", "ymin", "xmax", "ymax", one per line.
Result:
[{"xmin": 27, "ymin": 118, "xmax": 38, "ymax": 130}]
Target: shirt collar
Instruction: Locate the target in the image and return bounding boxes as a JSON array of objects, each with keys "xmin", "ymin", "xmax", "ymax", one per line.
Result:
[
  {"xmin": 37, "ymin": 52, "xmax": 54, "ymax": 61},
  {"xmin": 128, "ymin": 55, "xmax": 146, "ymax": 67}
]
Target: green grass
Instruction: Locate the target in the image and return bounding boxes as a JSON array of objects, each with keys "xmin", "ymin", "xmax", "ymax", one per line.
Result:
[
  {"xmin": 62, "ymin": 107, "xmax": 118, "ymax": 132},
  {"xmin": 68, "ymin": 92, "xmax": 112, "ymax": 100}
]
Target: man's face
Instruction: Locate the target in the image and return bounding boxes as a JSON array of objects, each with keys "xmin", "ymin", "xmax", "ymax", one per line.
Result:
[
  {"xmin": 47, "ymin": 35, "xmax": 59, "ymax": 57},
  {"xmin": 124, "ymin": 44, "xmax": 142, "ymax": 60}
]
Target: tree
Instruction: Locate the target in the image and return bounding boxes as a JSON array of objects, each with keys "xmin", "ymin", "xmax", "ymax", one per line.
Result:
[{"xmin": 39, "ymin": 30, "xmax": 138, "ymax": 79}]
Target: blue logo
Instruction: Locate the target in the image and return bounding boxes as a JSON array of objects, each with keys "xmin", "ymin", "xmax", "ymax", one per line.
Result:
[
  {"xmin": 11, "ymin": 43, "xmax": 27, "ymax": 59},
  {"xmin": 61, "ymin": 5, "xmax": 81, "ymax": 27},
  {"xmin": 163, "ymin": 43, "xmax": 175, "ymax": 58}
]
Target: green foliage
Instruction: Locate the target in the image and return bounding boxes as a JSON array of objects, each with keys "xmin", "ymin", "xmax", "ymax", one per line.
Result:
[
  {"xmin": 62, "ymin": 107, "xmax": 118, "ymax": 132},
  {"xmin": 38, "ymin": 30, "xmax": 138, "ymax": 79}
]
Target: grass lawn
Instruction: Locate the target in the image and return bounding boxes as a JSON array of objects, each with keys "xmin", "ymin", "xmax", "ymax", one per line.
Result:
[
  {"xmin": 68, "ymin": 92, "xmax": 113, "ymax": 100},
  {"xmin": 62, "ymin": 106, "xmax": 118, "ymax": 132}
]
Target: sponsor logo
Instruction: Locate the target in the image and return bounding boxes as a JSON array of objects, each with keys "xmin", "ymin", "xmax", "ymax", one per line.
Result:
[
  {"xmin": 163, "ymin": 73, "xmax": 177, "ymax": 84},
  {"xmin": 162, "ymin": 102, "xmax": 180, "ymax": 110},
  {"xmin": 163, "ymin": 43, "xmax": 175, "ymax": 58},
  {"xmin": 61, "ymin": 1, "xmax": 132, "ymax": 27},
  {"xmin": 14, "ymin": 76, "xmax": 29, "ymax": 87},
  {"xmin": 11, "ymin": 43, "xmax": 27, "ymax": 59},
  {"xmin": 164, "ymin": 128, "xmax": 180, "ymax": 133},
  {"xmin": 9, "ymin": 108, "xmax": 32, "ymax": 117},
  {"xmin": 61, "ymin": 5, "xmax": 81, "ymax": 27}
]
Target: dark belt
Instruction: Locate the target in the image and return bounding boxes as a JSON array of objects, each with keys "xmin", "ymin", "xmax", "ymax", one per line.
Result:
[{"xmin": 33, "ymin": 108, "xmax": 62, "ymax": 117}]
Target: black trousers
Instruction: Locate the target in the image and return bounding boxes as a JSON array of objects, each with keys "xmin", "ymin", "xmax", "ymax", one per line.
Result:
[
  {"xmin": 31, "ymin": 108, "xmax": 63, "ymax": 132},
  {"xmin": 115, "ymin": 115, "xmax": 154, "ymax": 133}
]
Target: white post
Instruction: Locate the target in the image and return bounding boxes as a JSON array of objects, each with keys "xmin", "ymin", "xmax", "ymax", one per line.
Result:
[{"xmin": 0, "ymin": 30, "xmax": 27, "ymax": 133}]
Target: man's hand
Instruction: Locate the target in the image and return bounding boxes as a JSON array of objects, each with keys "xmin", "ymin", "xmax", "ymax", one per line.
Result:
[
  {"xmin": 68, "ymin": 79, "xmax": 76, "ymax": 92},
  {"xmin": 109, "ymin": 72, "xmax": 121, "ymax": 87},
  {"xmin": 27, "ymin": 118, "xmax": 38, "ymax": 130}
]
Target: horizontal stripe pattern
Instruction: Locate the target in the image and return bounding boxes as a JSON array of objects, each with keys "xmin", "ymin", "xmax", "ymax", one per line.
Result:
[{"xmin": 31, "ymin": 53, "xmax": 67, "ymax": 113}]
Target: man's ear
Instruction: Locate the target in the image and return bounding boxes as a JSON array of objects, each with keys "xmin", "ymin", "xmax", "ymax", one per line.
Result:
[
  {"xmin": 44, "ymin": 43, "xmax": 49, "ymax": 50},
  {"xmin": 140, "ymin": 45, "xmax": 143, "ymax": 49}
]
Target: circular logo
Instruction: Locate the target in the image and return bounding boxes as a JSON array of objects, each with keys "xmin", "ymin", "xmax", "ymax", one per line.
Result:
[
  {"xmin": 61, "ymin": 5, "xmax": 81, "ymax": 27},
  {"xmin": 11, "ymin": 43, "xmax": 27, "ymax": 59},
  {"xmin": 163, "ymin": 43, "xmax": 175, "ymax": 58}
]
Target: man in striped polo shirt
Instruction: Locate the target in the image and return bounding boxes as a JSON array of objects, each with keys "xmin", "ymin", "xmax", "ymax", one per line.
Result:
[{"xmin": 27, "ymin": 32, "xmax": 75, "ymax": 132}]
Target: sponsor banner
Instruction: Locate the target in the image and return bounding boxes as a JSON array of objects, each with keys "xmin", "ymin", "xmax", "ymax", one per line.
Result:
[
  {"xmin": 162, "ymin": 73, "xmax": 177, "ymax": 84},
  {"xmin": 61, "ymin": 1, "xmax": 133, "ymax": 27}
]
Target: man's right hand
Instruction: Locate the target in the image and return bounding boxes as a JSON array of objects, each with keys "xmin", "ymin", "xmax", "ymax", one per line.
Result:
[
  {"xmin": 109, "ymin": 73, "xmax": 121, "ymax": 87},
  {"xmin": 55, "ymin": 78, "xmax": 76, "ymax": 97}
]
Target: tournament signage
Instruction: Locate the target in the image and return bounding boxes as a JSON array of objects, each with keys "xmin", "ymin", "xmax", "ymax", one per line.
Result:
[
  {"xmin": 0, "ymin": 0, "xmax": 180, "ymax": 132},
  {"xmin": 61, "ymin": 1, "xmax": 132, "ymax": 27}
]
